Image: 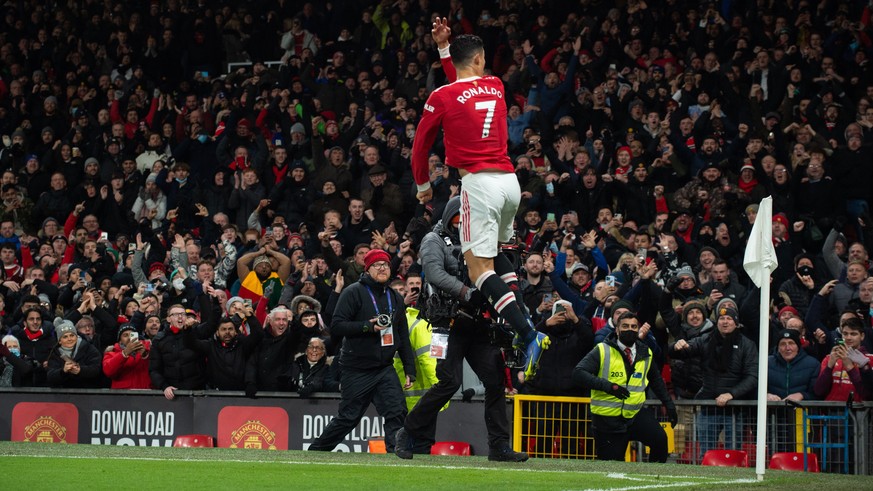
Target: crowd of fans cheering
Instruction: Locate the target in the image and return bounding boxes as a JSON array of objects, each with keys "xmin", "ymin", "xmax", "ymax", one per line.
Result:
[{"xmin": 0, "ymin": 0, "xmax": 872, "ymax": 417}]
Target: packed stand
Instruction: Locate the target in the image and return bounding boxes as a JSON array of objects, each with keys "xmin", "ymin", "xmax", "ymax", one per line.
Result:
[{"xmin": 0, "ymin": 0, "xmax": 871, "ymax": 436}]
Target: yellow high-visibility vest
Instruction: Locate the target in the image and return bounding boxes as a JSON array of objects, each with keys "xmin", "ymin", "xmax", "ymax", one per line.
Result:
[{"xmin": 590, "ymin": 342, "xmax": 651, "ymax": 418}]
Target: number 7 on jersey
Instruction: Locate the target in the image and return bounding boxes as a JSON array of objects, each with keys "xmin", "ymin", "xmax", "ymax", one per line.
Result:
[{"xmin": 474, "ymin": 100, "xmax": 496, "ymax": 138}]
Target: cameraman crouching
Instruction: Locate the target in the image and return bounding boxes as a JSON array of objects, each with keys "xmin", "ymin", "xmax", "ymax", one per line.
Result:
[{"xmin": 394, "ymin": 196, "xmax": 528, "ymax": 462}]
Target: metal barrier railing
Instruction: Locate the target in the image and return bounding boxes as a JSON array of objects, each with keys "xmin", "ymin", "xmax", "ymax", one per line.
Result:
[{"xmin": 512, "ymin": 395, "xmax": 873, "ymax": 474}]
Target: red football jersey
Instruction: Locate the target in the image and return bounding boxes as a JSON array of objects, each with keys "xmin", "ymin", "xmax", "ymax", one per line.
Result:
[{"xmin": 412, "ymin": 70, "xmax": 513, "ymax": 189}]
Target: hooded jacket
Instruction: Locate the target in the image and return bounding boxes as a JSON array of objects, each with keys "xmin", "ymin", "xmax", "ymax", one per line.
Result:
[{"xmin": 418, "ymin": 196, "xmax": 468, "ymax": 302}]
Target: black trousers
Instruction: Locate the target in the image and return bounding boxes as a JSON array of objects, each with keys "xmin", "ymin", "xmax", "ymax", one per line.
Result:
[
  {"xmin": 404, "ymin": 320, "xmax": 510, "ymax": 450},
  {"xmin": 593, "ymin": 408, "xmax": 668, "ymax": 462},
  {"xmin": 309, "ymin": 364, "xmax": 406, "ymax": 452}
]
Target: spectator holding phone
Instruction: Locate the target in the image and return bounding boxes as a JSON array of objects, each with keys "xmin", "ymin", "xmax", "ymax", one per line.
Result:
[
  {"xmin": 815, "ymin": 317, "xmax": 873, "ymax": 401},
  {"xmin": 102, "ymin": 324, "xmax": 152, "ymax": 389}
]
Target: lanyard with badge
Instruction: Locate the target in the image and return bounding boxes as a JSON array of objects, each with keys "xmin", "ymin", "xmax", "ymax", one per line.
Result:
[{"xmin": 365, "ymin": 286, "xmax": 394, "ymax": 347}]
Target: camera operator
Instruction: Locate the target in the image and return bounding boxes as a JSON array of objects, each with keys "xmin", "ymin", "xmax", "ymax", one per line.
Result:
[{"xmin": 394, "ymin": 196, "xmax": 528, "ymax": 462}]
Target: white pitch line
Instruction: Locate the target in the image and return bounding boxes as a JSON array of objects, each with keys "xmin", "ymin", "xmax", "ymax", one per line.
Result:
[{"xmin": 573, "ymin": 478, "xmax": 759, "ymax": 491}]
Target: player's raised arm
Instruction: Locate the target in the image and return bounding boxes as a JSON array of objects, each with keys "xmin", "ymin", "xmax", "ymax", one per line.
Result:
[{"xmin": 432, "ymin": 17, "xmax": 456, "ymax": 82}]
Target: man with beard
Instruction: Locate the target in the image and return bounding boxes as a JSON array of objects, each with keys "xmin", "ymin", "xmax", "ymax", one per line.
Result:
[
  {"xmin": 186, "ymin": 310, "xmax": 263, "ymax": 392},
  {"xmin": 670, "ymin": 306, "xmax": 758, "ymax": 454},
  {"xmin": 309, "ymin": 249, "xmax": 415, "ymax": 452},
  {"xmin": 573, "ymin": 311, "xmax": 677, "ymax": 462},
  {"xmin": 672, "ymin": 162, "xmax": 741, "ymax": 221},
  {"xmin": 519, "ymin": 252, "xmax": 553, "ymax": 320},
  {"xmin": 659, "ymin": 300, "xmax": 713, "ymax": 399},
  {"xmin": 236, "ymin": 245, "xmax": 291, "ymax": 310}
]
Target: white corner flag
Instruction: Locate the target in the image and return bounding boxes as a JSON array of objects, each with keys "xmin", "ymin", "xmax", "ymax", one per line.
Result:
[
  {"xmin": 742, "ymin": 196, "xmax": 778, "ymax": 480},
  {"xmin": 743, "ymin": 196, "xmax": 778, "ymax": 287}
]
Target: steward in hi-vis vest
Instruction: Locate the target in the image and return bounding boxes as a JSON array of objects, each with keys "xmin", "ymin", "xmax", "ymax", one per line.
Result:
[{"xmin": 573, "ymin": 311, "xmax": 677, "ymax": 462}]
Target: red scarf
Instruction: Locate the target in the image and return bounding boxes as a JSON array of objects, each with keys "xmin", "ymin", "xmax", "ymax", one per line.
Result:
[
  {"xmin": 738, "ymin": 177, "xmax": 758, "ymax": 194},
  {"xmin": 24, "ymin": 328, "xmax": 43, "ymax": 341},
  {"xmin": 271, "ymin": 164, "xmax": 287, "ymax": 186},
  {"xmin": 169, "ymin": 326, "xmax": 181, "ymax": 334}
]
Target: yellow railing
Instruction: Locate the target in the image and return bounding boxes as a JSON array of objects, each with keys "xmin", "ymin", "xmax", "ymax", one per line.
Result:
[{"xmin": 511, "ymin": 395, "xmax": 597, "ymax": 459}]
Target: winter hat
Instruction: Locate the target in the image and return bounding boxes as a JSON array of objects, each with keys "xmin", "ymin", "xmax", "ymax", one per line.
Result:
[
  {"xmin": 225, "ymin": 296, "xmax": 245, "ymax": 312},
  {"xmin": 609, "ymin": 299, "xmax": 634, "ymax": 319},
  {"xmin": 777, "ymin": 329, "xmax": 801, "ymax": 348},
  {"xmin": 552, "ymin": 299, "xmax": 572, "ymax": 317},
  {"xmin": 148, "ymin": 262, "xmax": 166, "ymax": 276},
  {"xmin": 290, "ymin": 122, "xmax": 306, "ymax": 135},
  {"xmin": 364, "ymin": 249, "xmax": 391, "ymax": 270},
  {"xmin": 237, "ymin": 118, "xmax": 250, "ymax": 129},
  {"xmin": 117, "ymin": 323, "xmax": 137, "ymax": 341},
  {"xmin": 54, "ymin": 317, "xmax": 76, "ymax": 339},
  {"xmin": 778, "ymin": 305, "xmax": 800, "ymax": 319},
  {"xmin": 715, "ymin": 295, "xmax": 736, "ymax": 310},
  {"xmin": 772, "ymin": 213, "xmax": 790, "ymax": 229},
  {"xmin": 740, "ymin": 162, "xmax": 755, "ymax": 173},
  {"xmin": 11, "ymin": 128, "xmax": 26, "ymax": 139},
  {"xmin": 682, "ymin": 301, "xmax": 708, "ymax": 324},
  {"xmin": 675, "ymin": 265, "xmax": 695, "ymax": 281},
  {"xmin": 253, "ymin": 255, "xmax": 272, "ymax": 268},
  {"xmin": 716, "ymin": 306, "xmax": 739, "ymax": 325},
  {"xmin": 146, "ymin": 173, "xmax": 158, "ymax": 183},
  {"xmin": 615, "ymin": 146, "xmax": 632, "ymax": 158},
  {"xmin": 698, "ymin": 246, "xmax": 720, "ymax": 259}
]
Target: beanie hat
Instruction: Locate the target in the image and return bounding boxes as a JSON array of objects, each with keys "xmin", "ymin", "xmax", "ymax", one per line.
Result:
[
  {"xmin": 117, "ymin": 323, "xmax": 137, "ymax": 341},
  {"xmin": 778, "ymin": 305, "xmax": 800, "ymax": 319},
  {"xmin": 149, "ymin": 262, "xmax": 166, "ymax": 276},
  {"xmin": 716, "ymin": 306, "xmax": 739, "ymax": 325},
  {"xmin": 290, "ymin": 122, "xmax": 306, "ymax": 135},
  {"xmin": 772, "ymin": 213, "xmax": 790, "ymax": 229},
  {"xmin": 363, "ymin": 249, "xmax": 391, "ymax": 270},
  {"xmin": 675, "ymin": 265, "xmax": 695, "ymax": 281},
  {"xmin": 683, "ymin": 301, "xmax": 708, "ymax": 324},
  {"xmin": 609, "ymin": 299, "xmax": 634, "ymax": 319},
  {"xmin": 715, "ymin": 297, "xmax": 738, "ymax": 314},
  {"xmin": 226, "ymin": 296, "xmax": 245, "ymax": 312},
  {"xmin": 54, "ymin": 317, "xmax": 76, "ymax": 339},
  {"xmin": 777, "ymin": 329, "xmax": 801, "ymax": 348},
  {"xmin": 698, "ymin": 246, "xmax": 720, "ymax": 259},
  {"xmin": 253, "ymin": 255, "xmax": 272, "ymax": 268}
]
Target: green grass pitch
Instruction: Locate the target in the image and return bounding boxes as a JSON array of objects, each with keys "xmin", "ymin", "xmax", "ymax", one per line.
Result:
[{"xmin": 0, "ymin": 441, "xmax": 866, "ymax": 490}]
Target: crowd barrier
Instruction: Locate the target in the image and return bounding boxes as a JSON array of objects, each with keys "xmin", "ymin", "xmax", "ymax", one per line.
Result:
[
  {"xmin": 512, "ymin": 395, "xmax": 873, "ymax": 474},
  {"xmin": 0, "ymin": 388, "xmax": 491, "ymax": 453}
]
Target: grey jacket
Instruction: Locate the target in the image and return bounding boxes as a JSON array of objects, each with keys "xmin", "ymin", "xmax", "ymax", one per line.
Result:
[{"xmin": 419, "ymin": 197, "xmax": 470, "ymax": 302}]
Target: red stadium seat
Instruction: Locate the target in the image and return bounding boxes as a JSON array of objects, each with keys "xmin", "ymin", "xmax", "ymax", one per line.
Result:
[
  {"xmin": 173, "ymin": 434, "xmax": 214, "ymax": 448},
  {"xmin": 430, "ymin": 441, "xmax": 471, "ymax": 456},
  {"xmin": 701, "ymin": 449, "xmax": 748, "ymax": 467},
  {"xmin": 769, "ymin": 452, "xmax": 820, "ymax": 472}
]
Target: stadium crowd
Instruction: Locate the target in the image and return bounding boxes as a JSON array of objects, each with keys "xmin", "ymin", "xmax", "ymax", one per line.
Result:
[{"xmin": 0, "ymin": 0, "xmax": 873, "ymax": 424}]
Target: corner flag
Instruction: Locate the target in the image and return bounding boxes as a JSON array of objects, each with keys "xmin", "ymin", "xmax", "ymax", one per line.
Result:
[{"xmin": 743, "ymin": 197, "xmax": 778, "ymax": 287}]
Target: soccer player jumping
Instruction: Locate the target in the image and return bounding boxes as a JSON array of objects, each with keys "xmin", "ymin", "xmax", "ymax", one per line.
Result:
[{"xmin": 412, "ymin": 19, "xmax": 555, "ymax": 379}]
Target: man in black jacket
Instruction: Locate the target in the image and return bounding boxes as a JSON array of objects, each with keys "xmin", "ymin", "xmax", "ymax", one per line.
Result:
[
  {"xmin": 187, "ymin": 310, "xmax": 264, "ymax": 392},
  {"xmin": 247, "ymin": 306, "xmax": 297, "ymax": 392},
  {"xmin": 669, "ymin": 306, "xmax": 758, "ymax": 455},
  {"xmin": 149, "ymin": 304, "xmax": 210, "ymax": 400},
  {"xmin": 309, "ymin": 249, "xmax": 416, "ymax": 452},
  {"xmin": 395, "ymin": 196, "xmax": 528, "ymax": 462}
]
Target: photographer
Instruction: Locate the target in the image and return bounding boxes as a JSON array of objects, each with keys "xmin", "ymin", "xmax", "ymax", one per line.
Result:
[
  {"xmin": 309, "ymin": 249, "xmax": 415, "ymax": 453},
  {"xmin": 395, "ymin": 197, "xmax": 528, "ymax": 462}
]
